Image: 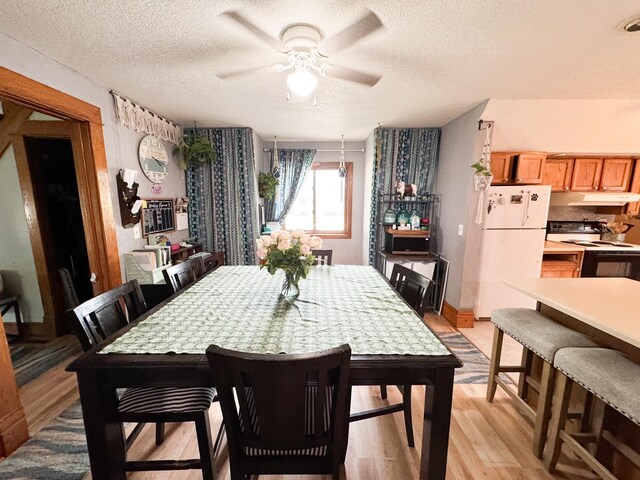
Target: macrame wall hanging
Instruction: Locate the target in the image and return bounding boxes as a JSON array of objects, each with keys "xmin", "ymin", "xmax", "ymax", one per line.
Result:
[
  {"xmin": 111, "ymin": 91, "xmax": 182, "ymax": 145},
  {"xmin": 474, "ymin": 121, "xmax": 494, "ymax": 224}
]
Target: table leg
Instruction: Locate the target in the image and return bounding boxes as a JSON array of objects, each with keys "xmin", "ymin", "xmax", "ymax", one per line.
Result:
[
  {"xmin": 421, "ymin": 367, "xmax": 455, "ymax": 480},
  {"xmin": 77, "ymin": 371, "xmax": 126, "ymax": 480}
]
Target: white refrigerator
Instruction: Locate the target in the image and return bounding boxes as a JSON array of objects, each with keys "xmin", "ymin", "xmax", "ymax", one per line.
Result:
[{"xmin": 473, "ymin": 185, "xmax": 551, "ymax": 318}]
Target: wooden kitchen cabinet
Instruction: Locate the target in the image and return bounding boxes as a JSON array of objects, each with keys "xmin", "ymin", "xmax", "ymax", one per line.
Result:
[
  {"xmin": 514, "ymin": 152, "xmax": 546, "ymax": 184},
  {"xmin": 571, "ymin": 158, "xmax": 603, "ymax": 191},
  {"xmin": 627, "ymin": 159, "xmax": 640, "ymax": 214},
  {"xmin": 543, "ymin": 158, "xmax": 574, "ymax": 191},
  {"xmin": 599, "ymin": 158, "xmax": 633, "ymax": 191},
  {"xmin": 540, "ymin": 251, "xmax": 583, "ymax": 278},
  {"xmin": 490, "ymin": 152, "xmax": 515, "ymax": 184}
]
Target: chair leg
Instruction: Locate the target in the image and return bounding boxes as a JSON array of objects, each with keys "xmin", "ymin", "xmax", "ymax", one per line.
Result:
[
  {"xmin": 402, "ymin": 384, "xmax": 415, "ymax": 448},
  {"xmin": 518, "ymin": 348, "xmax": 534, "ymax": 400},
  {"xmin": 544, "ymin": 373, "xmax": 572, "ymax": 472},
  {"xmin": 212, "ymin": 421, "xmax": 225, "ymax": 457},
  {"xmin": 194, "ymin": 412, "xmax": 216, "ymax": 480},
  {"xmin": 533, "ymin": 361, "xmax": 556, "ymax": 458},
  {"xmin": 155, "ymin": 422, "xmax": 165, "ymax": 445},
  {"xmin": 380, "ymin": 385, "xmax": 387, "ymax": 399},
  {"xmin": 486, "ymin": 326, "xmax": 504, "ymax": 402},
  {"xmin": 332, "ymin": 462, "xmax": 342, "ymax": 480}
]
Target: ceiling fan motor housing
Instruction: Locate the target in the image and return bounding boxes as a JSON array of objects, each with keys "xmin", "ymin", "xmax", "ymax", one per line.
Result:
[{"xmin": 281, "ymin": 24, "xmax": 323, "ymax": 50}]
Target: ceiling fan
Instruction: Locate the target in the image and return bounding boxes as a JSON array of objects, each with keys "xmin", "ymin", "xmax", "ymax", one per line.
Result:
[{"xmin": 217, "ymin": 10, "xmax": 384, "ymax": 98}]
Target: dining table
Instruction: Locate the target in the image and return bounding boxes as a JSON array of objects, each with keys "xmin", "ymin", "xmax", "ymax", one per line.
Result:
[{"xmin": 67, "ymin": 265, "xmax": 462, "ymax": 480}]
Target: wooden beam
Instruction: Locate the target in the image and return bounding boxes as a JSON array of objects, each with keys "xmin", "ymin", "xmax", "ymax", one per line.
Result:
[{"xmin": 0, "ymin": 102, "xmax": 31, "ymax": 157}]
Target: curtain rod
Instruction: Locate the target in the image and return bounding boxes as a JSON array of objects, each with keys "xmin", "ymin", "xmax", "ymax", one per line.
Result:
[{"xmin": 263, "ymin": 148, "xmax": 364, "ymax": 153}]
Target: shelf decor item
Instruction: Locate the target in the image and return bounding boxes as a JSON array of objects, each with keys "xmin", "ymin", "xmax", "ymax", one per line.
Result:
[
  {"xmin": 383, "ymin": 208, "xmax": 397, "ymax": 224},
  {"xmin": 257, "ymin": 230, "xmax": 321, "ymax": 302}
]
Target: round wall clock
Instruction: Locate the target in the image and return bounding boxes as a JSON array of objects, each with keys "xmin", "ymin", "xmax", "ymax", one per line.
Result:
[{"xmin": 138, "ymin": 135, "xmax": 169, "ymax": 184}]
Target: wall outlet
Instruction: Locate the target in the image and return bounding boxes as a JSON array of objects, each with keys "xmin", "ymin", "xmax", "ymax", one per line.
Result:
[
  {"xmin": 458, "ymin": 224, "xmax": 464, "ymax": 236},
  {"xmin": 133, "ymin": 223, "xmax": 141, "ymax": 239}
]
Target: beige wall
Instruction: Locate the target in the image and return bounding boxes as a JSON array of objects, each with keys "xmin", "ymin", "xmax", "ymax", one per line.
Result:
[{"xmin": 0, "ymin": 146, "xmax": 45, "ymax": 323}]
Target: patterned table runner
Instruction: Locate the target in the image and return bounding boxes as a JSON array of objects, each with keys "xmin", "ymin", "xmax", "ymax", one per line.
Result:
[{"xmin": 101, "ymin": 265, "xmax": 451, "ymax": 356}]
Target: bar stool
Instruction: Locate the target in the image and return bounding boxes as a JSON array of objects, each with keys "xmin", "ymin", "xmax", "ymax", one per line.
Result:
[
  {"xmin": 487, "ymin": 308, "xmax": 597, "ymax": 458},
  {"xmin": 545, "ymin": 347, "xmax": 640, "ymax": 479}
]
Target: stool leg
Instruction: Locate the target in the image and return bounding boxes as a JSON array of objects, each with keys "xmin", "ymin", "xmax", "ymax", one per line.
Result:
[
  {"xmin": 533, "ymin": 361, "xmax": 556, "ymax": 458},
  {"xmin": 518, "ymin": 348, "xmax": 534, "ymax": 399},
  {"xmin": 194, "ymin": 412, "xmax": 216, "ymax": 480},
  {"xmin": 486, "ymin": 326, "xmax": 504, "ymax": 402},
  {"xmin": 155, "ymin": 422, "xmax": 165, "ymax": 445},
  {"xmin": 544, "ymin": 372, "xmax": 572, "ymax": 472}
]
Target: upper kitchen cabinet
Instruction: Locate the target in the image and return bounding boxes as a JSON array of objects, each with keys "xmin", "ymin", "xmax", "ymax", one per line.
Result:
[
  {"xmin": 490, "ymin": 152, "xmax": 516, "ymax": 184},
  {"xmin": 490, "ymin": 152, "xmax": 545, "ymax": 184},
  {"xmin": 627, "ymin": 158, "xmax": 640, "ymax": 213},
  {"xmin": 569, "ymin": 158, "xmax": 632, "ymax": 192},
  {"xmin": 513, "ymin": 152, "xmax": 546, "ymax": 184},
  {"xmin": 570, "ymin": 158, "xmax": 603, "ymax": 191},
  {"xmin": 599, "ymin": 158, "xmax": 633, "ymax": 191},
  {"xmin": 543, "ymin": 158, "xmax": 574, "ymax": 191}
]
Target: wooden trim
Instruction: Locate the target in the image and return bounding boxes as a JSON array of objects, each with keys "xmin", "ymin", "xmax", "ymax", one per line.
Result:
[
  {"xmin": 0, "ymin": 102, "xmax": 31, "ymax": 157},
  {"xmin": 0, "ymin": 314, "xmax": 30, "ymax": 457},
  {"xmin": 441, "ymin": 301, "xmax": 475, "ymax": 328},
  {"xmin": 0, "ymin": 67, "xmax": 121, "ymax": 292},
  {"xmin": 0, "ymin": 67, "xmax": 102, "ymax": 124}
]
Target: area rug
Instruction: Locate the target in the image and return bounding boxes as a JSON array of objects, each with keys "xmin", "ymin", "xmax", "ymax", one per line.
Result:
[
  {"xmin": 438, "ymin": 331, "xmax": 503, "ymax": 384},
  {"xmin": 0, "ymin": 402, "xmax": 88, "ymax": 480},
  {"xmin": 9, "ymin": 336, "xmax": 82, "ymax": 387}
]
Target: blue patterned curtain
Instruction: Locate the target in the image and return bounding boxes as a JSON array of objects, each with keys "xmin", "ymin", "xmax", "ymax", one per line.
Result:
[
  {"xmin": 186, "ymin": 128, "xmax": 260, "ymax": 265},
  {"xmin": 368, "ymin": 128, "xmax": 441, "ymax": 266},
  {"xmin": 265, "ymin": 149, "xmax": 316, "ymax": 223}
]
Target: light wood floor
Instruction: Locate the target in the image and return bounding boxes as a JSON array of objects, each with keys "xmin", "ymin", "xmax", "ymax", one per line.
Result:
[{"xmin": 10, "ymin": 315, "xmax": 593, "ymax": 479}]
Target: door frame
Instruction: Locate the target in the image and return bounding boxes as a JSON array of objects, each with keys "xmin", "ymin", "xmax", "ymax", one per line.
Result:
[{"xmin": 0, "ymin": 67, "xmax": 122, "ymax": 325}]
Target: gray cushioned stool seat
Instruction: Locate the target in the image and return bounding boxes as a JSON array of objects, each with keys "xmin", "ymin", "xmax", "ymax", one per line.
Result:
[
  {"xmin": 492, "ymin": 308, "xmax": 597, "ymax": 362},
  {"xmin": 554, "ymin": 347, "xmax": 640, "ymax": 425}
]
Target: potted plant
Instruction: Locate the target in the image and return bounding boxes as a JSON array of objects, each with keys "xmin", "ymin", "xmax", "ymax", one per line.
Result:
[
  {"xmin": 470, "ymin": 161, "xmax": 493, "ymax": 190},
  {"xmin": 258, "ymin": 172, "xmax": 279, "ymax": 200},
  {"xmin": 173, "ymin": 133, "xmax": 216, "ymax": 170}
]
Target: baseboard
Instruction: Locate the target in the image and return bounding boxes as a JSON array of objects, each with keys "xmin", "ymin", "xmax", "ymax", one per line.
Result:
[
  {"xmin": 441, "ymin": 301, "xmax": 475, "ymax": 328},
  {"xmin": 20, "ymin": 321, "xmax": 57, "ymax": 340}
]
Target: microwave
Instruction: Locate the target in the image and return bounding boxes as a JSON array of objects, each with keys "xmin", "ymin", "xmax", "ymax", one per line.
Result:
[{"xmin": 384, "ymin": 230, "xmax": 430, "ymax": 254}]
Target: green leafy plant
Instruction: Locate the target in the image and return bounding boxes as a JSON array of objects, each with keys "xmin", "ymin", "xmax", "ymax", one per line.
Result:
[
  {"xmin": 173, "ymin": 134, "xmax": 216, "ymax": 170},
  {"xmin": 258, "ymin": 172, "xmax": 279, "ymax": 200},
  {"xmin": 470, "ymin": 161, "xmax": 492, "ymax": 176}
]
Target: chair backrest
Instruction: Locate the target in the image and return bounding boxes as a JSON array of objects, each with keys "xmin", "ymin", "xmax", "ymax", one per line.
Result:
[
  {"xmin": 162, "ymin": 257, "xmax": 206, "ymax": 293},
  {"xmin": 59, "ymin": 267, "xmax": 80, "ymax": 311},
  {"xmin": 312, "ymin": 249, "xmax": 333, "ymax": 266},
  {"xmin": 206, "ymin": 344, "xmax": 351, "ymax": 468},
  {"xmin": 389, "ymin": 263, "xmax": 432, "ymax": 315},
  {"xmin": 67, "ymin": 280, "xmax": 147, "ymax": 351}
]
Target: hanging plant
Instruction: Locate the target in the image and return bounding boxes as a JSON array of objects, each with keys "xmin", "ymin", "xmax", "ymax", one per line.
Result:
[
  {"xmin": 173, "ymin": 133, "xmax": 216, "ymax": 170},
  {"xmin": 258, "ymin": 172, "xmax": 279, "ymax": 200},
  {"xmin": 470, "ymin": 161, "xmax": 494, "ymax": 192}
]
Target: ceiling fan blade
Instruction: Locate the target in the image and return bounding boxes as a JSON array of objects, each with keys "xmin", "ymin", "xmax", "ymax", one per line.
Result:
[
  {"xmin": 221, "ymin": 11, "xmax": 289, "ymax": 52},
  {"xmin": 326, "ymin": 65, "xmax": 381, "ymax": 87},
  {"xmin": 318, "ymin": 10, "xmax": 383, "ymax": 56},
  {"xmin": 216, "ymin": 65, "xmax": 271, "ymax": 79}
]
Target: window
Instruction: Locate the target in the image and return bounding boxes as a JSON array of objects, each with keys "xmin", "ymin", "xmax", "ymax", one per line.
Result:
[{"xmin": 285, "ymin": 162, "xmax": 352, "ymax": 239}]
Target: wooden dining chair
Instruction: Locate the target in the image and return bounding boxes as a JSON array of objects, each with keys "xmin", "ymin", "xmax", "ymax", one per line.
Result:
[
  {"xmin": 67, "ymin": 280, "xmax": 219, "ymax": 479},
  {"xmin": 312, "ymin": 249, "xmax": 333, "ymax": 265},
  {"xmin": 351, "ymin": 263, "xmax": 432, "ymax": 448},
  {"xmin": 162, "ymin": 256, "xmax": 206, "ymax": 293},
  {"xmin": 206, "ymin": 344, "xmax": 352, "ymax": 480}
]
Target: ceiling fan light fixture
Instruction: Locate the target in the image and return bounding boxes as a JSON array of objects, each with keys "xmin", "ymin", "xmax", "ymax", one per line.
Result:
[{"xmin": 287, "ymin": 70, "xmax": 318, "ymax": 97}]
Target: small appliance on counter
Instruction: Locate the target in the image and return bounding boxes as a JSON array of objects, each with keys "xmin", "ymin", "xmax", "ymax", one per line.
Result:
[
  {"xmin": 474, "ymin": 185, "xmax": 552, "ymax": 318},
  {"xmin": 547, "ymin": 221, "xmax": 640, "ymax": 280}
]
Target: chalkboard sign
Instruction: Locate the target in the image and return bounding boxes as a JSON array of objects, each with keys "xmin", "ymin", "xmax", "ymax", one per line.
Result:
[{"xmin": 142, "ymin": 199, "xmax": 175, "ymax": 235}]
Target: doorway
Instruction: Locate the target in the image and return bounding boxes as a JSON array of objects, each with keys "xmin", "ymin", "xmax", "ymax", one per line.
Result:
[{"xmin": 23, "ymin": 136, "xmax": 93, "ymax": 329}]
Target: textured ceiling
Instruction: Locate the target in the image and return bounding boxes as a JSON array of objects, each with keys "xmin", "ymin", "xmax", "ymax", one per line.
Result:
[{"xmin": 1, "ymin": 1, "xmax": 639, "ymax": 140}]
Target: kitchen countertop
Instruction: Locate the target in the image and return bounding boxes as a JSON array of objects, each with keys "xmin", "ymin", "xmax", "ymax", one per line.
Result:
[
  {"xmin": 543, "ymin": 240, "xmax": 585, "ymax": 253},
  {"xmin": 503, "ymin": 277, "xmax": 640, "ymax": 349}
]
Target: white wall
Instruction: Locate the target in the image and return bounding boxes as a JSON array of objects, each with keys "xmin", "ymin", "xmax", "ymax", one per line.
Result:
[
  {"xmin": 435, "ymin": 102, "xmax": 488, "ymax": 309},
  {"xmin": 483, "ymin": 99, "xmax": 640, "ymax": 154},
  {"xmin": 361, "ymin": 132, "xmax": 375, "ymax": 265},
  {"xmin": 259, "ymin": 140, "xmax": 366, "ymax": 265},
  {"xmin": 0, "ymin": 146, "xmax": 45, "ymax": 323},
  {"xmin": 0, "ymin": 32, "xmax": 187, "ymax": 297}
]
